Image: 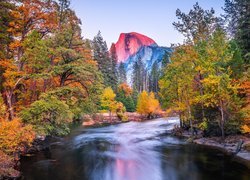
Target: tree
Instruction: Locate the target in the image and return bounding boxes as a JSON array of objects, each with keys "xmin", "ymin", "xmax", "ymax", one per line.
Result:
[
  {"xmin": 110, "ymin": 43, "xmax": 118, "ymax": 89},
  {"xmin": 136, "ymin": 91, "xmax": 160, "ymax": 119},
  {"xmin": 132, "ymin": 56, "xmax": 146, "ymax": 92},
  {"xmin": 0, "ymin": 0, "xmax": 14, "ymax": 60},
  {"xmin": 21, "ymin": 95, "xmax": 73, "ymax": 136},
  {"xmin": 173, "ymin": 2, "xmax": 220, "ymax": 42},
  {"xmin": 116, "ymin": 83, "xmax": 135, "ymax": 112},
  {"xmin": 200, "ymin": 30, "xmax": 239, "ymax": 139},
  {"xmin": 0, "ymin": 94, "xmax": 7, "ymax": 120},
  {"xmin": 118, "ymin": 62, "xmax": 127, "ymax": 84},
  {"xmin": 101, "ymin": 87, "xmax": 117, "ymax": 121},
  {"xmin": 149, "ymin": 61, "xmax": 160, "ymax": 93},
  {"xmin": 160, "ymin": 44, "xmax": 198, "ymax": 131},
  {"xmin": 224, "ymin": 0, "xmax": 250, "ymax": 63},
  {"xmin": 93, "ymin": 31, "xmax": 114, "ymax": 87},
  {"xmin": 0, "ymin": 118, "xmax": 35, "ymax": 154}
]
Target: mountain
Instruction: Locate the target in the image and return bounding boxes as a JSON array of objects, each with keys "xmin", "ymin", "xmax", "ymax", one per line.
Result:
[
  {"xmin": 113, "ymin": 32, "xmax": 172, "ymax": 85},
  {"xmin": 115, "ymin": 32, "xmax": 157, "ymax": 63}
]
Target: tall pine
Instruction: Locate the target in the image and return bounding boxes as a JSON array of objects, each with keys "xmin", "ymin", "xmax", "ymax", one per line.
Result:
[{"xmin": 93, "ymin": 31, "xmax": 114, "ymax": 88}]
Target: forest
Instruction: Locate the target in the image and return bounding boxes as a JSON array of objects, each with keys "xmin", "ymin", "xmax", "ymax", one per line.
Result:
[{"xmin": 0, "ymin": 0, "xmax": 249, "ymax": 178}]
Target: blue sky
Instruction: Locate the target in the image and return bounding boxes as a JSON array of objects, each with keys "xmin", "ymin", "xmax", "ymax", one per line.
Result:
[{"xmin": 71, "ymin": 0, "xmax": 225, "ymax": 48}]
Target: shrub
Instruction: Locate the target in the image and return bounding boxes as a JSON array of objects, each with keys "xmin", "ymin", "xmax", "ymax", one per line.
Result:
[
  {"xmin": 0, "ymin": 118, "xmax": 35, "ymax": 154},
  {"xmin": 21, "ymin": 96, "xmax": 73, "ymax": 136}
]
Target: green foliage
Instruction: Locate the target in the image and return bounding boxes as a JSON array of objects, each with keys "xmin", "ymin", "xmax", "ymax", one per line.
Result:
[
  {"xmin": 0, "ymin": 0, "xmax": 14, "ymax": 59},
  {"xmin": 173, "ymin": 2, "xmax": 220, "ymax": 41},
  {"xmin": 118, "ymin": 62, "xmax": 127, "ymax": 84},
  {"xmin": 116, "ymin": 89, "xmax": 135, "ymax": 112},
  {"xmin": 132, "ymin": 57, "xmax": 145, "ymax": 92},
  {"xmin": 93, "ymin": 31, "xmax": 117, "ymax": 89},
  {"xmin": 161, "ymin": 3, "xmax": 247, "ymax": 137},
  {"xmin": 149, "ymin": 61, "xmax": 160, "ymax": 93},
  {"xmin": 21, "ymin": 96, "xmax": 73, "ymax": 136},
  {"xmin": 224, "ymin": 0, "xmax": 250, "ymax": 63}
]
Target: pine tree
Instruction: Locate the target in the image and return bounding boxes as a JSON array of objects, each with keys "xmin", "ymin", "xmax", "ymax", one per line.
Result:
[
  {"xmin": 224, "ymin": 0, "xmax": 250, "ymax": 63},
  {"xmin": 132, "ymin": 56, "xmax": 146, "ymax": 92},
  {"xmin": 173, "ymin": 2, "xmax": 220, "ymax": 42},
  {"xmin": 149, "ymin": 61, "xmax": 160, "ymax": 93},
  {"xmin": 110, "ymin": 43, "xmax": 118, "ymax": 89},
  {"xmin": 118, "ymin": 62, "xmax": 127, "ymax": 84},
  {"xmin": 116, "ymin": 83, "xmax": 135, "ymax": 112},
  {"xmin": 93, "ymin": 31, "xmax": 114, "ymax": 88}
]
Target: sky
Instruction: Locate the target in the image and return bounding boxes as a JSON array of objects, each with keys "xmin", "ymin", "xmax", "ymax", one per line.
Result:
[{"xmin": 70, "ymin": 0, "xmax": 225, "ymax": 48}]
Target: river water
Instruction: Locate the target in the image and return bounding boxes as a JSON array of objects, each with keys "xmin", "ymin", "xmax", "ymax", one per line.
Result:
[{"xmin": 20, "ymin": 117, "xmax": 250, "ymax": 180}]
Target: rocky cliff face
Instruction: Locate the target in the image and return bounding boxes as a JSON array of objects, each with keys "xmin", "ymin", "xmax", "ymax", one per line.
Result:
[
  {"xmin": 115, "ymin": 32, "xmax": 157, "ymax": 63},
  {"xmin": 113, "ymin": 32, "xmax": 172, "ymax": 84}
]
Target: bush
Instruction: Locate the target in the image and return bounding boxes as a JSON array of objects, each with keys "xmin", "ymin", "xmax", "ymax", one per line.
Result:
[
  {"xmin": 0, "ymin": 151, "xmax": 20, "ymax": 179},
  {"xmin": 21, "ymin": 96, "xmax": 73, "ymax": 136},
  {"xmin": 0, "ymin": 118, "xmax": 35, "ymax": 154}
]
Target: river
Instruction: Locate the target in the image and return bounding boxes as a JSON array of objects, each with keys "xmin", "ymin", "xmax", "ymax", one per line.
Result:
[{"xmin": 20, "ymin": 117, "xmax": 250, "ymax": 180}]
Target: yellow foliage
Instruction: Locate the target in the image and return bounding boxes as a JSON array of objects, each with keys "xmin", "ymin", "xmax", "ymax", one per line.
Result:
[
  {"xmin": 137, "ymin": 91, "xmax": 161, "ymax": 116},
  {"xmin": 241, "ymin": 125, "xmax": 250, "ymax": 134},
  {"xmin": 0, "ymin": 95, "xmax": 6, "ymax": 120},
  {"xmin": 100, "ymin": 87, "xmax": 116, "ymax": 110},
  {"xmin": 0, "ymin": 119, "xmax": 35, "ymax": 154}
]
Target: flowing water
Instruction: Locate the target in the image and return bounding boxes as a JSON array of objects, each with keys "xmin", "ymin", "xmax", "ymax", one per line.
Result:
[{"xmin": 20, "ymin": 118, "xmax": 250, "ymax": 180}]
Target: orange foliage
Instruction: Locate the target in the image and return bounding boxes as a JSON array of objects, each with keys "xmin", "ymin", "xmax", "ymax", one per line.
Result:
[
  {"xmin": 0, "ymin": 118, "xmax": 35, "ymax": 154},
  {"xmin": 118, "ymin": 83, "xmax": 133, "ymax": 96}
]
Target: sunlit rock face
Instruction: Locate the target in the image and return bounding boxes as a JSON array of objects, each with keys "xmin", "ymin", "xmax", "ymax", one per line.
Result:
[
  {"xmin": 113, "ymin": 32, "xmax": 172, "ymax": 84},
  {"xmin": 115, "ymin": 32, "xmax": 157, "ymax": 63}
]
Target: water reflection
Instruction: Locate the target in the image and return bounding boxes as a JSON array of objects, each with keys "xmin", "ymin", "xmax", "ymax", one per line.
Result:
[{"xmin": 20, "ymin": 117, "xmax": 250, "ymax": 180}]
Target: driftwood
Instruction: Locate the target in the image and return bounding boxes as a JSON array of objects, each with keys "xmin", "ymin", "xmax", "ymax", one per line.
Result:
[{"xmin": 235, "ymin": 140, "xmax": 244, "ymax": 154}]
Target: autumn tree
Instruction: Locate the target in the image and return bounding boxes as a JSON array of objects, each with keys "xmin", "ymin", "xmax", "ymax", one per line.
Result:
[
  {"xmin": 137, "ymin": 91, "xmax": 160, "ymax": 119},
  {"xmin": 160, "ymin": 44, "xmax": 198, "ymax": 131},
  {"xmin": 101, "ymin": 87, "xmax": 127, "ymax": 121}
]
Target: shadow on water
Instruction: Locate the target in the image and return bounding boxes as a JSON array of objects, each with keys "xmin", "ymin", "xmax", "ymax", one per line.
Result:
[{"xmin": 20, "ymin": 117, "xmax": 250, "ymax": 180}]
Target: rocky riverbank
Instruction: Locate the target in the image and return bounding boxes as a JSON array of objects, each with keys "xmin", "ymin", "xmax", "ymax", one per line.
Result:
[
  {"xmin": 82, "ymin": 112, "xmax": 165, "ymax": 126},
  {"xmin": 179, "ymin": 130, "xmax": 250, "ymax": 168}
]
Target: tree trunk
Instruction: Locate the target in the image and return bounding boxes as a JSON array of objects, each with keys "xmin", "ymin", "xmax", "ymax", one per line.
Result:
[
  {"xmin": 188, "ymin": 105, "xmax": 193, "ymax": 136},
  {"xmin": 6, "ymin": 91, "xmax": 14, "ymax": 120},
  {"xmin": 109, "ymin": 111, "xmax": 112, "ymax": 122},
  {"xmin": 219, "ymin": 100, "xmax": 225, "ymax": 139},
  {"xmin": 179, "ymin": 112, "xmax": 183, "ymax": 128},
  {"xmin": 198, "ymin": 71, "xmax": 205, "ymax": 121}
]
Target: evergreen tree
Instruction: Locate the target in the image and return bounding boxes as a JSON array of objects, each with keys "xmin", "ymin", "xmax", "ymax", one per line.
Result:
[
  {"xmin": 93, "ymin": 31, "xmax": 114, "ymax": 88},
  {"xmin": 118, "ymin": 62, "xmax": 127, "ymax": 84},
  {"xmin": 0, "ymin": 0, "xmax": 14, "ymax": 60},
  {"xmin": 224, "ymin": 0, "xmax": 250, "ymax": 63},
  {"xmin": 173, "ymin": 2, "xmax": 220, "ymax": 42},
  {"xmin": 149, "ymin": 61, "xmax": 160, "ymax": 93},
  {"xmin": 132, "ymin": 56, "xmax": 146, "ymax": 92},
  {"xmin": 110, "ymin": 43, "xmax": 118, "ymax": 89},
  {"xmin": 116, "ymin": 83, "xmax": 135, "ymax": 112}
]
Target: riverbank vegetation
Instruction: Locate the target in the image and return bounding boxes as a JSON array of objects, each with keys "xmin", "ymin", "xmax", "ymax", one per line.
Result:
[
  {"xmin": 0, "ymin": 0, "xmax": 249, "ymax": 178},
  {"xmin": 160, "ymin": 1, "xmax": 249, "ymax": 139}
]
